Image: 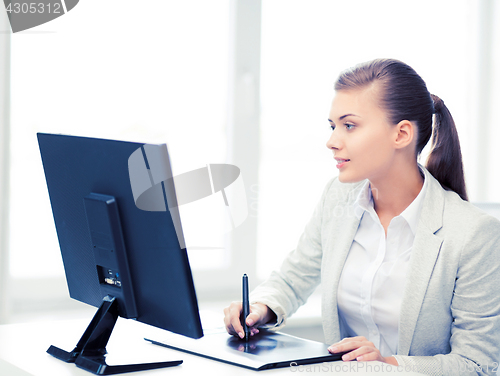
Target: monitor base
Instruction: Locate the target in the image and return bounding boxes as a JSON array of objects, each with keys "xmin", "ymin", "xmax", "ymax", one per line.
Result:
[{"xmin": 47, "ymin": 295, "xmax": 182, "ymax": 375}]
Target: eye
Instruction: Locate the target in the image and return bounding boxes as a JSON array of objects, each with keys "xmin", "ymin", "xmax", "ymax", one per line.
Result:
[
  {"xmin": 330, "ymin": 124, "xmax": 335, "ymax": 131},
  {"xmin": 345, "ymin": 123, "xmax": 355, "ymax": 130}
]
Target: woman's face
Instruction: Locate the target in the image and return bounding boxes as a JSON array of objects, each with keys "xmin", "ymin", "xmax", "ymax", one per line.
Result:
[{"xmin": 326, "ymin": 87, "xmax": 398, "ymax": 183}]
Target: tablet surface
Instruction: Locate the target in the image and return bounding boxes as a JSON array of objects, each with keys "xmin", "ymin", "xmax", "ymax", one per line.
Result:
[{"xmin": 146, "ymin": 328, "xmax": 346, "ymax": 371}]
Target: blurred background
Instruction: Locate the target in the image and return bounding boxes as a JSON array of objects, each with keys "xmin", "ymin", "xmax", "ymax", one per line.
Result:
[{"xmin": 0, "ymin": 0, "xmax": 499, "ymax": 342}]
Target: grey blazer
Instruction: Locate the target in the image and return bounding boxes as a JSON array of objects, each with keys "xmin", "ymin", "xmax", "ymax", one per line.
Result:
[{"xmin": 250, "ymin": 167, "xmax": 500, "ymax": 376}]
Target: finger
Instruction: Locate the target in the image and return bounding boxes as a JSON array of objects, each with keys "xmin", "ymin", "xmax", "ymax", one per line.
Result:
[
  {"xmin": 245, "ymin": 311, "xmax": 261, "ymax": 327},
  {"xmin": 345, "ymin": 336, "xmax": 367, "ymax": 342},
  {"xmin": 328, "ymin": 340, "xmax": 364, "ymax": 353},
  {"xmin": 224, "ymin": 318, "xmax": 238, "ymax": 336},
  {"xmin": 341, "ymin": 347, "xmax": 369, "ymax": 361},
  {"xmin": 225, "ymin": 323, "xmax": 237, "ymax": 336},
  {"xmin": 230, "ymin": 315, "xmax": 245, "ymax": 338},
  {"xmin": 355, "ymin": 351, "xmax": 383, "ymax": 362},
  {"xmin": 223, "ymin": 304, "xmax": 239, "ymax": 335},
  {"xmin": 331, "ymin": 336, "xmax": 367, "ymax": 346},
  {"xmin": 227, "ymin": 302, "xmax": 245, "ymax": 338},
  {"xmin": 342, "ymin": 346, "xmax": 382, "ymax": 362},
  {"xmin": 328, "ymin": 337, "xmax": 357, "ymax": 352}
]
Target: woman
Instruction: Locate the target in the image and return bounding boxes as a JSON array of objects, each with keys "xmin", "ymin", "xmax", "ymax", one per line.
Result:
[{"xmin": 223, "ymin": 59, "xmax": 500, "ymax": 375}]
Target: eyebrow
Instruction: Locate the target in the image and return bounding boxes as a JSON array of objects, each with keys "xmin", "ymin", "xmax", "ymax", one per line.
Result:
[{"xmin": 328, "ymin": 114, "xmax": 360, "ymax": 123}]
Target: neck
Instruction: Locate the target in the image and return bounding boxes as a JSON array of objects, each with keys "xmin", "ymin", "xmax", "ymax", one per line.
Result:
[{"xmin": 370, "ymin": 162, "xmax": 424, "ymax": 218}]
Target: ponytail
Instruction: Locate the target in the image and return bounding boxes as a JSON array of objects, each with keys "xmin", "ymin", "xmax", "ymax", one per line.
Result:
[
  {"xmin": 426, "ymin": 95, "xmax": 468, "ymax": 201},
  {"xmin": 334, "ymin": 59, "xmax": 468, "ymax": 201}
]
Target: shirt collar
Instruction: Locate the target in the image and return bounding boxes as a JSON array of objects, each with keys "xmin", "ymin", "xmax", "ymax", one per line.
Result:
[
  {"xmin": 352, "ymin": 166, "xmax": 428, "ymax": 235},
  {"xmin": 353, "ymin": 179, "xmax": 373, "ymax": 220}
]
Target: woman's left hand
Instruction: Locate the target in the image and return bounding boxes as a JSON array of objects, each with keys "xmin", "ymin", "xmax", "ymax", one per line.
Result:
[{"xmin": 328, "ymin": 336, "xmax": 398, "ymax": 365}]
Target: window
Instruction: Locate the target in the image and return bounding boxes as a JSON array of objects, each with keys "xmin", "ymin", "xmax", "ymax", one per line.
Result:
[{"xmin": 7, "ymin": 0, "xmax": 233, "ymax": 315}]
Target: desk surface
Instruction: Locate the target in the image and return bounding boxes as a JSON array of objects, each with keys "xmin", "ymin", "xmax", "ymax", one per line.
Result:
[{"xmin": 0, "ymin": 318, "xmax": 425, "ymax": 375}]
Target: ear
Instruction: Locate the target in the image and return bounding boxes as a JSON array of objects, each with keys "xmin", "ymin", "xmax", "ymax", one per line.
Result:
[{"xmin": 393, "ymin": 120, "xmax": 415, "ymax": 149}]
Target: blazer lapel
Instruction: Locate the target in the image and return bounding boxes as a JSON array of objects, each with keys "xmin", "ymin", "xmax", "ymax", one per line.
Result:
[
  {"xmin": 397, "ymin": 168, "xmax": 444, "ymax": 355},
  {"xmin": 321, "ymin": 184, "xmax": 363, "ymax": 345}
]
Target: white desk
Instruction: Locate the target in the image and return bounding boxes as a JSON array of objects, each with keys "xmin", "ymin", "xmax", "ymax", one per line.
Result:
[{"xmin": 0, "ymin": 318, "xmax": 425, "ymax": 375}]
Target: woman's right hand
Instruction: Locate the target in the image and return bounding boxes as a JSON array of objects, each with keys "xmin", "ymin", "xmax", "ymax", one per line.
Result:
[{"xmin": 223, "ymin": 301, "xmax": 275, "ymax": 339}]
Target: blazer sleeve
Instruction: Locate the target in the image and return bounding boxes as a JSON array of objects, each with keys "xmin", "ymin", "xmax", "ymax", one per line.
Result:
[
  {"xmin": 394, "ymin": 214, "xmax": 500, "ymax": 376},
  {"xmin": 249, "ymin": 178, "xmax": 337, "ymax": 329}
]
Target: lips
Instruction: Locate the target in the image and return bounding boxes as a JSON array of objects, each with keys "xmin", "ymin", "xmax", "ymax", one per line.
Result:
[{"xmin": 335, "ymin": 158, "xmax": 350, "ymax": 169}]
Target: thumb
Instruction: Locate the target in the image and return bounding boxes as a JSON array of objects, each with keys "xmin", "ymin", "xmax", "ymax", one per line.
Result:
[{"xmin": 245, "ymin": 311, "xmax": 262, "ymax": 327}]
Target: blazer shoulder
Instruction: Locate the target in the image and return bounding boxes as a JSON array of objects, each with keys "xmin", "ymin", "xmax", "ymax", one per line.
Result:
[
  {"xmin": 441, "ymin": 190, "xmax": 500, "ymax": 251},
  {"xmin": 443, "ymin": 191, "xmax": 500, "ymax": 229}
]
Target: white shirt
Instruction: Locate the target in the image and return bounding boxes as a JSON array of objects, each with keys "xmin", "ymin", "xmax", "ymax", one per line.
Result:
[{"xmin": 337, "ymin": 172, "xmax": 427, "ymax": 357}]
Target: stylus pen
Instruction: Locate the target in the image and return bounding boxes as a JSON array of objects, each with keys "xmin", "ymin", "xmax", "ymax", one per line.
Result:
[{"xmin": 242, "ymin": 273, "xmax": 250, "ymax": 341}]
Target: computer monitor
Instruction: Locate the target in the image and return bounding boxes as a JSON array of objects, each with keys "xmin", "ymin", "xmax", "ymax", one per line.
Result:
[{"xmin": 37, "ymin": 133, "xmax": 203, "ymax": 374}]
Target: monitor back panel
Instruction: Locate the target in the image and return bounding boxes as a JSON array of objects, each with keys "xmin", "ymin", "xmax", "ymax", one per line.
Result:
[{"xmin": 38, "ymin": 133, "xmax": 203, "ymax": 339}]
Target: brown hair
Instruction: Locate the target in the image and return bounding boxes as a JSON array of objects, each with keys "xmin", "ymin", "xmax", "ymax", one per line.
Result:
[{"xmin": 334, "ymin": 58, "xmax": 468, "ymax": 201}]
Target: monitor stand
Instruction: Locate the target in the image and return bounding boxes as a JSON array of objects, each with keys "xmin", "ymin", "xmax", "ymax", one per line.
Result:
[{"xmin": 47, "ymin": 295, "xmax": 182, "ymax": 375}]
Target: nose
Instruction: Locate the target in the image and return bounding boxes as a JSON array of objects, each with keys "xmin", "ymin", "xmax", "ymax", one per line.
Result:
[{"xmin": 326, "ymin": 129, "xmax": 341, "ymax": 151}]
